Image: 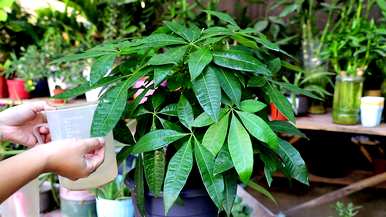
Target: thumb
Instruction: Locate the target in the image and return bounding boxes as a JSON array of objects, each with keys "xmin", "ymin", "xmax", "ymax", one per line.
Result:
[
  {"xmin": 82, "ymin": 137, "xmax": 105, "ymax": 153},
  {"xmin": 81, "ymin": 138, "xmax": 105, "ymax": 173}
]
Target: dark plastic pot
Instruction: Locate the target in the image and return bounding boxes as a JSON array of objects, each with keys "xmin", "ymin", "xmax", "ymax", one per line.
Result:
[
  {"xmin": 6, "ymin": 79, "xmax": 29, "ymax": 99},
  {"xmin": 125, "ymin": 176, "xmax": 217, "ymax": 217},
  {"xmin": 287, "ymin": 95, "xmax": 309, "ymax": 116},
  {"xmin": 145, "ymin": 189, "xmax": 217, "ymax": 217},
  {"xmin": 30, "ymin": 79, "xmax": 50, "ymax": 98}
]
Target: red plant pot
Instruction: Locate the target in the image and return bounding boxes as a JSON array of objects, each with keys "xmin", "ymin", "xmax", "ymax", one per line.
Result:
[
  {"xmin": 0, "ymin": 76, "xmax": 8, "ymax": 98},
  {"xmin": 52, "ymin": 88, "xmax": 65, "ymax": 104},
  {"xmin": 6, "ymin": 79, "xmax": 30, "ymax": 100},
  {"xmin": 270, "ymin": 103, "xmax": 287, "ymax": 121}
]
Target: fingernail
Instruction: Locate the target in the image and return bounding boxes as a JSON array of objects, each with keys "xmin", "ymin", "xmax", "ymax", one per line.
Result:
[{"xmin": 97, "ymin": 137, "xmax": 105, "ymax": 145}]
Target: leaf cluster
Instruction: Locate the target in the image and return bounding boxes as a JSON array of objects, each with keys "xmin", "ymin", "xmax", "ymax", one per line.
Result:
[{"xmin": 54, "ymin": 10, "xmax": 312, "ymax": 216}]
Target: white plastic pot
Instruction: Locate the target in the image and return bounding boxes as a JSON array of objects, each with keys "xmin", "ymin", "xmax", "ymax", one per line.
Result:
[
  {"xmin": 96, "ymin": 197, "xmax": 134, "ymax": 217},
  {"xmin": 360, "ymin": 96, "xmax": 384, "ymax": 127}
]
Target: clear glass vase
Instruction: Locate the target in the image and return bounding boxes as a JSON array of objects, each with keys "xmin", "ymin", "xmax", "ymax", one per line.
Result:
[{"xmin": 332, "ymin": 76, "xmax": 364, "ymax": 125}]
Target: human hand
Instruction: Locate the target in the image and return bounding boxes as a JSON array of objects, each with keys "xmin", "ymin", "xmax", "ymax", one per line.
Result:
[
  {"xmin": 0, "ymin": 101, "xmax": 55, "ymax": 147},
  {"xmin": 39, "ymin": 138, "xmax": 105, "ymax": 181}
]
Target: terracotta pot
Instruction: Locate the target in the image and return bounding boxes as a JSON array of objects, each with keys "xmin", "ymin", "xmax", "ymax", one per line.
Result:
[
  {"xmin": 270, "ymin": 103, "xmax": 287, "ymax": 121},
  {"xmin": 52, "ymin": 87, "xmax": 65, "ymax": 104},
  {"xmin": 6, "ymin": 79, "xmax": 29, "ymax": 99}
]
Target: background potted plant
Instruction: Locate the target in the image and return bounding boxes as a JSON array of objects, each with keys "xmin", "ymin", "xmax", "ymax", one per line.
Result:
[
  {"xmin": 322, "ymin": 0, "xmax": 386, "ymax": 125},
  {"xmin": 4, "ymin": 45, "xmax": 50, "ymax": 99},
  {"xmin": 96, "ymin": 175, "xmax": 134, "ymax": 217},
  {"xmin": 54, "ymin": 10, "xmax": 313, "ymax": 217},
  {"xmin": 282, "ymin": 66, "xmax": 332, "ymax": 116}
]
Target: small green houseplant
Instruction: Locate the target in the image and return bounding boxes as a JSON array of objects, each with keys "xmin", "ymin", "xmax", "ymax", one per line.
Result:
[
  {"xmin": 54, "ymin": 11, "xmax": 311, "ymax": 216},
  {"xmin": 95, "ymin": 175, "xmax": 134, "ymax": 217},
  {"xmin": 322, "ymin": 0, "xmax": 386, "ymax": 124}
]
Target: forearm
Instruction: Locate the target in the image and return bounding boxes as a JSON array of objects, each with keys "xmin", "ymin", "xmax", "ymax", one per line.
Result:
[{"xmin": 0, "ymin": 146, "xmax": 47, "ymax": 203}]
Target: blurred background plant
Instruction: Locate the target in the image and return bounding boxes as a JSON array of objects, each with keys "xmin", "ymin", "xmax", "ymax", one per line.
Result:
[{"xmin": 330, "ymin": 201, "xmax": 361, "ymax": 217}]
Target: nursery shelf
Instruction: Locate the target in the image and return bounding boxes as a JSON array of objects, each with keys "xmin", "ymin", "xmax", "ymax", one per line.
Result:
[
  {"xmin": 296, "ymin": 112, "xmax": 386, "ymax": 136},
  {"xmin": 272, "ymin": 170, "xmax": 386, "ymax": 189}
]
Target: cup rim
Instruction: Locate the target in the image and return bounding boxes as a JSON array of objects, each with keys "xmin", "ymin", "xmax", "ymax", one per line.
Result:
[{"xmin": 44, "ymin": 102, "xmax": 97, "ymax": 114}]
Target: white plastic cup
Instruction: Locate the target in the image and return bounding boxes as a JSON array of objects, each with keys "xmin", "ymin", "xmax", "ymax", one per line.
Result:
[
  {"xmin": 360, "ymin": 96, "xmax": 384, "ymax": 127},
  {"xmin": 35, "ymin": 103, "xmax": 118, "ymax": 190},
  {"xmin": 1, "ymin": 179, "xmax": 39, "ymax": 217}
]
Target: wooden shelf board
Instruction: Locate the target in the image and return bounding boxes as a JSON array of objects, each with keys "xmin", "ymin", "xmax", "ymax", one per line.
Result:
[
  {"xmin": 273, "ymin": 170, "xmax": 386, "ymax": 189},
  {"xmin": 295, "ymin": 113, "xmax": 386, "ymax": 136}
]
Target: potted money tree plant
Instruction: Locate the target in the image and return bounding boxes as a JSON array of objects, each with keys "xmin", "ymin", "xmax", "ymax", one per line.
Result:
[{"xmin": 54, "ymin": 10, "xmax": 311, "ymax": 217}]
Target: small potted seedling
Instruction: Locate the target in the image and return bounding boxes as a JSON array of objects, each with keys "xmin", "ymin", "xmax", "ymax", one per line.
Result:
[{"xmin": 96, "ymin": 175, "xmax": 134, "ymax": 217}]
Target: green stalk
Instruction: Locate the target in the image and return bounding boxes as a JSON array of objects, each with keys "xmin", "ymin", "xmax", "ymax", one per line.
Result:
[{"xmin": 317, "ymin": 0, "xmax": 337, "ymax": 56}]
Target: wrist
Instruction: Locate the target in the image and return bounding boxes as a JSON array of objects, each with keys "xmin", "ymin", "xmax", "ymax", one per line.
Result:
[{"xmin": 31, "ymin": 144, "xmax": 53, "ymax": 174}]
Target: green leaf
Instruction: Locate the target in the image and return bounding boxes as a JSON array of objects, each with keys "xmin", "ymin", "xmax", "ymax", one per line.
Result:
[
  {"xmin": 135, "ymin": 33, "xmax": 187, "ymax": 48},
  {"xmin": 192, "ymin": 112, "xmax": 215, "ymax": 127},
  {"xmin": 188, "ymin": 48, "xmax": 213, "ymax": 80},
  {"xmin": 165, "ymin": 21, "xmax": 201, "ymax": 42},
  {"xmin": 90, "ymin": 54, "xmax": 116, "ymax": 84},
  {"xmin": 255, "ymin": 20, "xmax": 269, "ymax": 32},
  {"xmin": 144, "ymin": 150, "xmax": 166, "ymax": 197},
  {"xmin": 213, "ymin": 50, "xmax": 270, "ymax": 76},
  {"xmin": 276, "ymin": 139, "xmax": 309, "ymax": 185},
  {"xmin": 203, "ymin": 10, "xmax": 239, "ymax": 28},
  {"xmin": 213, "ymin": 145, "xmax": 234, "ymax": 175},
  {"xmin": 228, "ymin": 114, "xmax": 253, "ymax": 184},
  {"xmin": 113, "ymin": 119, "xmax": 135, "ymax": 145},
  {"xmin": 154, "ymin": 65, "xmax": 173, "ymax": 86},
  {"xmin": 240, "ymin": 99, "xmax": 266, "ymax": 113},
  {"xmin": 264, "ymin": 83, "xmax": 295, "ymax": 122},
  {"xmin": 53, "ymin": 75, "xmax": 122, "ymax": 99},
  {"xmin": 194, "ymin": 140, "xmax": 224, "ymax": 209},
  {"xmin": 260, "ymin": 153, "xmax": 280, "ymax": 187},
  {"xmin": 91, "ymin": 80, "xmax": 131, "ymax": 137},
  {"xmin": 268, "ymin": 58, "xmax": 281, "ymax": 74},
  {"xmin": 192, "ymin": 66, "xmax": 221, "ymax": 122},
  {"xmin": 279, "ymin": 4, "xmax": 298, "ymax": 17},
  {"xmin": 237, "ymin": 111, "xmax": 279, "ymax": 150},
  {"xmin": 213, "ymin": 67, "xmax": 242, "ymax": 106},
  {"xmin": 177, "ymin": 95, "xmax": 194, "ymax": 129},
  {"xmin": 158, "ymin": 117, "xmax": 183, "ymax": 132},
  {"xmin": 148, "ymin": 46, "xmax": 187, "ymax": 66},
  {"xmin": 132, "ymin": 130, "xmax": 187, "ymax": 153},
  {"xmin": 202, "ymin": 113, "xmax": 229, "ymax": 155},
  {"xmin": 134, "ymin": 156, "xmax": 145, "ymax": 216},
  {"xmin": 254, "ymin": 34, "xmax": 280, "ymax": 52},
  {"xmin": 163, "ymin": 140, "xmax": 193, "ymax": 215},
  {"xmin": 270, "ymin": 80, "xmax": 322, "ymax": 100},
  {"xmin": 223, "ymin": 172, "xmax": 237, "ymax": 216},
  {"xmin": 116, "ymin": 146, "xmax": 133, "ymax": 165},
  {"xmin": 51, "ymin": 51, "xmax": 116, "ymax": 64},
  {"xmin": 247, "ymin": 76, "xmax": 267, "ymax": 87},
  {"xmin": 231, "ymin": 33, "xmax": 258, "ymax": 49},
  {"xmin": 247, "ymin": 181, "xmax": 276, "ymax": 204},
  {"xmin": 159, "ymin": 104, "xmax": 178, "ymax": 116},
  {"xmin": 269, "ymin": 121, "xmax": 307, "ymax": 138}
]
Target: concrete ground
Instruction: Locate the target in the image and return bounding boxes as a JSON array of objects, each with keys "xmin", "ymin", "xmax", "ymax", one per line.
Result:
[{"xmin": 247, "ymin": 181, "xmax": 386, "ymax": 217}]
